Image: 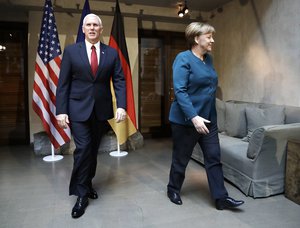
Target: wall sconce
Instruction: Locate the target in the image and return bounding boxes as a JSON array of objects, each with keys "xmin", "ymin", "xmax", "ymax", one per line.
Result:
[{"xmin": 178, "ymin": 1, "xmax": 189, "ymax": 17}]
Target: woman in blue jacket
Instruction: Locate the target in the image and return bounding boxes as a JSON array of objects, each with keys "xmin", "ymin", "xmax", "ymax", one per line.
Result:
[{"xmin": 167, "ymin": 22, "xmax": 244, "ymax": 210}]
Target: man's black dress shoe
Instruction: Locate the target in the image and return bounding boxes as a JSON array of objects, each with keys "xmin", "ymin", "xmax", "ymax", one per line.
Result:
[
  {"xmin": 215, "ymin": 197, "xmax": 244, "ymax": 210},
  {"xmin": 167, "ymin": 190, "xmax": 182, "ymax": 205},
  {"xmin": 71, "ymin": 197, "xmax": 89, "ymax": 218},
  {"xmin": 88, "ymin": 188, "xmax": 98, "ymax": 199}
]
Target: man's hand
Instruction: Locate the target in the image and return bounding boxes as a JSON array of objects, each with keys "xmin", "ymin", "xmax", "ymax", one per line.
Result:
[
  {"xmin": 115, "ymin": 108, "xmax": 126, "ymax": 123},
  {"xmin": 191, "ymin": 116, "xmax": 210, "ymax": 134},
  {"xmin": 56, "ymin": 114, "xmax": 69, "ymax": 129}
]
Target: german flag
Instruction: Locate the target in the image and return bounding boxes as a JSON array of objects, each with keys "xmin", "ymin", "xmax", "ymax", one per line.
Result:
[{"xmin": 108, "ymin": 0, "xmax": 137, "ymax": 145}]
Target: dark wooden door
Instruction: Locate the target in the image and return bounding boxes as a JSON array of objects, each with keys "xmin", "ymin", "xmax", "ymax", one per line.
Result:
[
  {"xmin": 139, "ymin": 30, "xmax": 187, "ymax": 137},
  {"xmin": 0, "ymin": 22, "xmax": 29, "ymax": 145}
]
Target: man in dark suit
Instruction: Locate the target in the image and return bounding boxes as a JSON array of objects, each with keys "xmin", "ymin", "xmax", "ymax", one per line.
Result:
[{"xmin": 56, "ymin": 13, "xmax": 126, "ymax": 218}]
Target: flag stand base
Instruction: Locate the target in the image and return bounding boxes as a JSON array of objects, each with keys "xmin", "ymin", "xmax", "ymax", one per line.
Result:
[
  {"xmin": 43, "ymin": 155, "xmax": 64, "ymax": 162},
  {"xmin": 43, "ymin": 144, "xmax": 63, "ymax": 162},
  {"xmin": 109, "ymin": 150, "xmax": 128, "ymax": 157},
  {"xmin": 109, "ymin": 141, "xmax": 128, "ymax": 157}
]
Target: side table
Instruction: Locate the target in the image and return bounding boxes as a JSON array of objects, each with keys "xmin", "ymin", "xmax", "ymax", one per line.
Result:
[{"xmin": 285, "ymin": 140, "xmax": 300, "ymax": 205}]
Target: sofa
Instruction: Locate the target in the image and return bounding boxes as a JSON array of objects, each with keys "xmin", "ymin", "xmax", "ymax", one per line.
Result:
[{"xmin": 192, "ymin": 99, "xmax": 300, "ymax": 198}]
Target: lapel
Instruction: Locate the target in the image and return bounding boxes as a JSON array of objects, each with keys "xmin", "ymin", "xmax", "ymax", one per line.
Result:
[{"xmin": 97, "ymin": 42, "xmax": 107, "ymax": 76}]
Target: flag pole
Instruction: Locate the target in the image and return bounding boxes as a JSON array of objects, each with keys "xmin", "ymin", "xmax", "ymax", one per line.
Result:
[
  {"xmin": 43, "ymin": 143, "xmax": 63, "ymax": 162},
  {"xmin": 108, "ymin": 0, "xmax": 137, "ymax": 156},
  {"xmin": 109, "ymin": 139, "xmax": 128, "ymax": 157}
]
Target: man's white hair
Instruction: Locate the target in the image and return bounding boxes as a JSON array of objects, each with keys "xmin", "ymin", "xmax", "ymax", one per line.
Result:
[{"xmin": 82, "ymin": 13, "xmax": 102, "ymax": 27}]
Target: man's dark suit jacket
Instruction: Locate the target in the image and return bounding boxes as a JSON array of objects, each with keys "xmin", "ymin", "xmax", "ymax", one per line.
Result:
[{"xmin": 56, "ymin": 42, "xmax": 126, "ymax": 121}]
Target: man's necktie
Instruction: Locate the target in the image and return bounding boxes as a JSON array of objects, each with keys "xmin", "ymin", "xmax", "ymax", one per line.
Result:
[{"xmin": 91, "ymin": 45, "xmax": 98, "ymax": 76}]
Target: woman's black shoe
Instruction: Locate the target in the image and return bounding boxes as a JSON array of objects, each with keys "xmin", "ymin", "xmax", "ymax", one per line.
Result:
[
  {"xmin": 215, "ymin": 197, "xmax": 244, "ymax": 210},
  {"xmin": 88, "ymin": 188, "xmax": 98, "ymax": 199},
  {"xmin": 167, "ymin": 190, "xmax": 183, "ymax": 205}
]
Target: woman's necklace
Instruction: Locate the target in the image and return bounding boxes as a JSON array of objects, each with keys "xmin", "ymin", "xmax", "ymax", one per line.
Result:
[
  {"xmin": 200, "ymin": 57, "xmax": 206, "ymax": 64},
  {"xmin": 192, "ymin": 50, "xmax": 206, "ymax": 64}
]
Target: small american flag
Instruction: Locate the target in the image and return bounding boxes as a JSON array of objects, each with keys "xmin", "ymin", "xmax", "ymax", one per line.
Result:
[{"xmin": 32, "ymin": 0, "xmax": 71, "ymax": 149}]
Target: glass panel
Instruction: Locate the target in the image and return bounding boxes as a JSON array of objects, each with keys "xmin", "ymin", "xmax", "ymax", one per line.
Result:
[{"xmin": 140, "ymin": 38, "xmax": 163, "ymax": 134}]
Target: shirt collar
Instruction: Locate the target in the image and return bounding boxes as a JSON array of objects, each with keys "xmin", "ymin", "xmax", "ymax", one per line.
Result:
[{"xmin": 85, "ymin": 40, "xmax": 100, "ymax": 50}]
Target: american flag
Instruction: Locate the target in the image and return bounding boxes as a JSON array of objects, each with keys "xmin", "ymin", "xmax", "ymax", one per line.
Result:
[{"xmin": 32, "ymin": 0, "xmax": 71, "ymax": 149}]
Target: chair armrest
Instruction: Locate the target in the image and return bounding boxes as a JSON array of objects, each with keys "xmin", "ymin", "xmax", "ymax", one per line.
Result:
[{"xmin": 247, "ymin": 123, "xmax": 300, "ymax": 160}]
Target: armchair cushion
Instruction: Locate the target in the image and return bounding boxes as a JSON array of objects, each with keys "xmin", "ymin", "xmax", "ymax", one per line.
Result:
[
  {"xmin": 225, "ymin": 102, "xmax": 247, "ymax": 138},
  {"xmin": 285, "ymin": 106, "xmax": 300, "ymax": 124},
  {"xmin": 243, "ymin": 106, "xmax": 285, "ymax": 142}
]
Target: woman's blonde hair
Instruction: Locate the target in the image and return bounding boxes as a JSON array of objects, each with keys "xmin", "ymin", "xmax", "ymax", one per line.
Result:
[{"xmin": 185, "ymin": 22, "xmax": 215, "ymax": 49}]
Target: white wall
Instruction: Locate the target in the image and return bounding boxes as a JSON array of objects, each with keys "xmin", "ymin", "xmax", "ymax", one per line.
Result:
[{"xmin": 211, "ymin": 0, "xmax": 300, "ymax": 106}]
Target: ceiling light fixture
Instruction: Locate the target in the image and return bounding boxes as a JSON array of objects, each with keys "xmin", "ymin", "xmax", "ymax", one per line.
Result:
[
  {"xmin": 183, "ymin": 0, "xmax": 189, "ymax": 14},
  {"xmin": 177, "ymin": 5, "xmax": 184, "ymax": 17},
  {"xmin": 178, "ymin": 1, "xmax": 189, "ymax": 17},
  {"xmin": 0, "ymin": 45, "xmax": 6, "ymax": 52}
]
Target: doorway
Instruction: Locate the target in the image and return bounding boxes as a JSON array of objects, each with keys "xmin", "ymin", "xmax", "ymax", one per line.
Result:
[
  {"xmin": 0, "ymin": 22, "xmax": 29, "ymax": 145},
  {"xmin": 139, "ymin": 30, "xmax": 187, "ymax": 137}
]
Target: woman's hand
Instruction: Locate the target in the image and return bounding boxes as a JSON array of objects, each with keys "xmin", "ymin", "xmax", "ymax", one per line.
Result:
[{"xmin": 191, "ymin": 116, "xmax": 210, "ymax": 134}]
